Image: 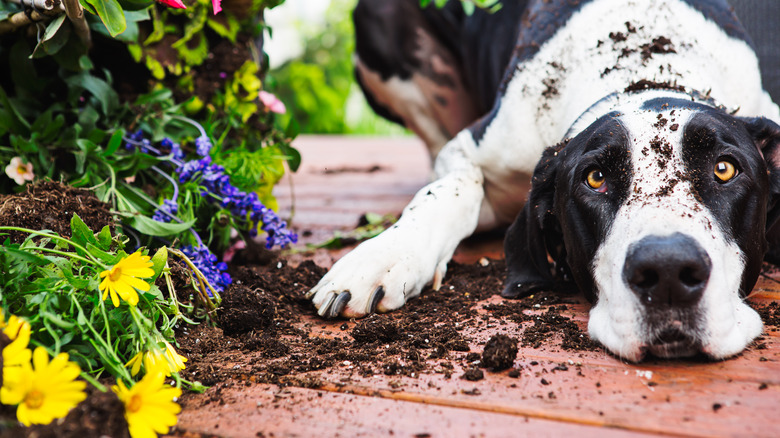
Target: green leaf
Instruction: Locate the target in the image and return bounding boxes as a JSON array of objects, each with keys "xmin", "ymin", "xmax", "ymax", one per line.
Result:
[
  {"xmin": 103, "ymin": 128, "xmax": 125, "ymax": 157},
  {"xmin": 65, "ymin": 73, "xmax": 119, "ymax": 116},
  {"xmin": 150, "ymin": 246, "xmax": 168, "ymax": 279},
  {"xmin": 206, "ymin": 15, "xmax": 240, "ymax": 44},
  {"xmin": 279, "ymin": 142, "xmax": 301, "ymax": 172},
  {"xmin": 126, "ymin": 215, "xmax": 197, "ymax": 237},
  {"xmin": 144, "ymin": 285, "xmax": 164, "ymax": 300},
  {"xmin": 70, "ymin": 214, "xmax": 98, "ymax": 249},
  {"xmin": 97, "ymin": 226, "xmax": 113, "ymax": 250},
  {"xmin": 462, "ymin": 1, "xmax": 475, "ymax": 15},
  {"xmin": 31, "ymin": 14, "xmax": 69, "ymax": 58},
  {"xmin": 86, "ymin": 242, "xmax": 123, "ymax": 265},
  {"xmin": 86, "ymin": 0, "xmax": 127, "ymax": 37}
]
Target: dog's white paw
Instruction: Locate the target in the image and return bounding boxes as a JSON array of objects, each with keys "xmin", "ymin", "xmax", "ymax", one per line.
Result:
[{"xmin": 306, "ymin": 229, "xmax": 448, "ymax": 319}]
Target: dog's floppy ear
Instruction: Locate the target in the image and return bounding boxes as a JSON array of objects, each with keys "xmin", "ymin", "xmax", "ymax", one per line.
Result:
[
  {"xmin": 502, "ymin": 141, "xmax": 567, "ymax": 298},
  {"xmin": 742, "ymin": 117, "xmax": 780, "ymax": 264}
]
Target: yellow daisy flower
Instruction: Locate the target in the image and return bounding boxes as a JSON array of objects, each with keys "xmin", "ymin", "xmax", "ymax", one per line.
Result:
[
  {"xmin": 99, "ymin": 251, "xmax": 155, "ymax": 307},
  {"xmin": 1, "ymin": 313, "xmax": 33, "ymax": 395},
  {"xmin": 1, "ymin": 314, "xmax": 32, "ymax": 366},
  {"xmin": 126, "ymin": 341, "xmax": 187, "ymax": 376},
  {"xmin": 113, "ymin": 367, "xmax": 182, "ymax": 438},
  {"xmin": 1, "ymin": 347, "xmax": 87, "ymax": 426}
]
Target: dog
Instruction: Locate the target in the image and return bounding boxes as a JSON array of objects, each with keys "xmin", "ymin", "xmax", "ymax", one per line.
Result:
[{"xmin": 306, "ymin": 0, "xmax": 780, "ymax": 362}]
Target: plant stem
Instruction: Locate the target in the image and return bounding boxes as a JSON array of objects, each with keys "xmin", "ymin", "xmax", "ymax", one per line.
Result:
[
  {"xmin": 71, "ymin": 299, "xmax": 133, "ymax": 383},
  {"xmin": 0, "ymin": 227, "xmax": 105, "ymax": 268},
  {"xmin": 80, "ymin": 372, "xmax": 108, "ymax": 392}
]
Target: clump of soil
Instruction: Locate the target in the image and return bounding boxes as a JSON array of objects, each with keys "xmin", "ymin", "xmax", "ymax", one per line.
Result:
[
  {"xmin": 217, "ymin": 283, "xmax": 278, "ymax": 336},
  {"xmin": 461, "ymin": 367, "xmax": 484, "ymax": 381},
  {"xmin": 482, "ymin": 334, "xmax": 518, "ymax": 370},
  {"xmin": 0, "ymin": 181, "xmax": 114, "ymax": 243}
]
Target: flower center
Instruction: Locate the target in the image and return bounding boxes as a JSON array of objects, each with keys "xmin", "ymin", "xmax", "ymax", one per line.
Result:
[
  {"xmin": 127, "ymin": 394, "xmax": 143, "ymax": 413},
  {"xmin": 24, "ymin": 390, "xmax": 45, "ymax": 409},
  {"xmin": 17, "ymin": 165, "xmax": 27, "ymax": 174},
  {"xmin": 108, "ymin": 265, "xmax": 123, "ymax": 282}
]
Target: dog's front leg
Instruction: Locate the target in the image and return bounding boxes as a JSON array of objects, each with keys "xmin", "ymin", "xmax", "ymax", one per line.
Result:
[{"xmin": 307, "ymin": 132, "xmax": 484, "ymax": 318}]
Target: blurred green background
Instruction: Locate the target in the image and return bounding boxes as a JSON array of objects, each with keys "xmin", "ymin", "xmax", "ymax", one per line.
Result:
[{"xmin": 263, "ymin": 0, "xmax": 410, "ymax": 135}]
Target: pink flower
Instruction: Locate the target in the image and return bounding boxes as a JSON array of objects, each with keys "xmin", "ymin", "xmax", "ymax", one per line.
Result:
[
  {"xmin": 5, "ymin": 157, "xmax": 34, "ymax": 185},
  {"xmin": 258, "ymin": 91, "xmax": 286, "ymax": 114},
  {"xmin": 222, "ymin": 239, "xmax": 246, "ymax": 263},
  {"xmin": 158, "ymin": 0, "xmax": 186, "ymax": 9},
  {"xmin": 212, "ymin": 0, "xmax": 222, "ymax": 14}
]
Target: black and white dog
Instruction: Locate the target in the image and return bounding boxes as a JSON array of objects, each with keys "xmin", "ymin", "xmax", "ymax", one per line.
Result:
[{"xmin": 306, "ymin": 0, "xmax": 780, "ymax": 361}]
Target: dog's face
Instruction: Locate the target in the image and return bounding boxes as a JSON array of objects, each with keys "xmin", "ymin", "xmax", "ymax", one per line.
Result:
[{"xmin": 504, "ymin": 93, "xmax": 780, "ymax": 361}]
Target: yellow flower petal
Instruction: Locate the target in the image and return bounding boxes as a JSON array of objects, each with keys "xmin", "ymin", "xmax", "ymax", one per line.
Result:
[
  {"xmin": 6, "ymin": 347, "xmax": 86, "ymax": 426},
  {"xmin": 113, "ymin": 367, "xmax": 181, "ymax": 438},
  {"xmin": 123, "ymin": 276, "xmax": 151, "ymax": 293},
  {"xmin": 97, "ymin": 251, "xmax": 155, "ymax": 306}
]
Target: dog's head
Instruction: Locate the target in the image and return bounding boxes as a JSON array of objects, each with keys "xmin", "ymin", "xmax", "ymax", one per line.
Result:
[{"xmin": 504, "ymin": 92, "xmax": 780, "ymax": 361}]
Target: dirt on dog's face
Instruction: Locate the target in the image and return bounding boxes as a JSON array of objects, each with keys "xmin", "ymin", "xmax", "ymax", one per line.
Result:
[{"xmin": 504, "ymin": 94, "xmax": 780, "ymax": 361}]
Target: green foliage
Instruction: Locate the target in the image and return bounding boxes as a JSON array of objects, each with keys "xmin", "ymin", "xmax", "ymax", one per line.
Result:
[
  {"xmin": 0, "ymin": 217, "xmax": 213, "ymax": 388},
  {"xmin": 421, "ymin": 0, "xmax": 502, "ymax": 14},
  {"xmin": 268, "ymin": 0, "xmax": 355, "ymax": 134},
  {"xmin": 0, "ymin": 2, "xmax": 297, "ymax": 252}
]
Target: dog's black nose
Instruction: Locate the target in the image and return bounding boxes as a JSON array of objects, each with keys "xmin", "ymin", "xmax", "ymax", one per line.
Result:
[{"xmin": 623, "ymin": 233, "xmax": 711, "ymax": 307}]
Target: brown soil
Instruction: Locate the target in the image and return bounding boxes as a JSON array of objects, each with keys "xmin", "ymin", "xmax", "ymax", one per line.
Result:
[
  {"xmin": 481, "ymin": 334, "xmax": 518, "ymax": 370},
  {"xmin": 0, "ymin": 181, "xmax": 114, "ymax": 243}
]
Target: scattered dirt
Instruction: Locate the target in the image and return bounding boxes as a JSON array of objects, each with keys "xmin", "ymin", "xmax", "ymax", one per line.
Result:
[
  {"xmin": 0, "ymin": 181, "xmax": 114, "ymax": 243},
  {"xmin": 481, "ymin": 334, "xmax": 518, "ymax": 370},
  {"xmin": 321, "ymin": 165, "xmax": 385, "ymax": 174},
  {"xmin": 625, "ymin": 79, "xmax": 686, "ymax": 93},
  {"xmin": 640, "ymin": 36, "xmax": 676, "ymax": 61}
]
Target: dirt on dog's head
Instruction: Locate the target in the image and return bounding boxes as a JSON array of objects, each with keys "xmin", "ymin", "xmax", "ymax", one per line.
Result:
[{"xmin": 504, "ymin": 90, "xmax": 780, "ymax": 361}]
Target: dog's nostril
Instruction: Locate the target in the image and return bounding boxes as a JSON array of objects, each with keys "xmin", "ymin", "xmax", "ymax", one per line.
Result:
[
  {"xmin": 634, "ymin": 269, "xmax": 659, "ymax": 290},
  {"xmin": 679, "ymin": 265, "xmax": 706, "ymax": 287},
  {"xmin": 623, "ymin": 233, "xmax": 712, "ymax": 307}
]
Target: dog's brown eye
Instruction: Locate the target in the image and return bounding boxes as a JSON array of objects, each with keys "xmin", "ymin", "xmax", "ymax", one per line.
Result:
[
  {"xmin": 586, "ymin": 169, "xmax": 606, "ymax": 191},
  {"xmin": 714, "ymin": 160, "xmax": 737, "ymax": 183}
]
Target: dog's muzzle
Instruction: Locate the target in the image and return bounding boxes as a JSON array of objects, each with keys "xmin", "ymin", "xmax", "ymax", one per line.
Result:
[
  {"xmin": 622, "ymin": 233, "xmax": 713, "ymax": 357},
  {"xmin": 623, "ymin": 233, "xmax": 712, "ymax": 308}
]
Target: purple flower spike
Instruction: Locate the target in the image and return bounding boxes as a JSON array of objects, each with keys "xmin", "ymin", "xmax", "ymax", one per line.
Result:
[
  {"xmin": 153, "ymin": 199, "xmax": 179, "ymax": 223},
  {"xmin": 181, "ymin": 244, "xmax": 232, "ymax": 295},
  {"xmin": 195, "ymin": 136, "xmax": 213, "ymax": 157}
]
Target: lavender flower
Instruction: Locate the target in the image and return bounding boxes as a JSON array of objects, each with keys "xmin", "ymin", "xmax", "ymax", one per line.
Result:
[
  {"xmin": 124, "ymin": 130, "xmax": 152, "ymax": 153},
  {"xmin": 176, "ymin": 159, "xmax": 298, "ymax": 248},
  {"xmin": 177, "ymin": 157, "xmax": 212, "ymax": 182},
  {"xmin": 160, "ymin": 138, "xmax": 185, "ymax": 161},
  {"xmin": 195, "ymin": 136, "xmax": 213, "ymax": 157},
  {"xmin": 152, "ymin": 199, "xmax": 179, "ymax": 223},
  {"xmin": 125, "ymin": 123, "xmax": 297, "ymax": 249},
  {"xmin": 181, "ymin": 244, "xmax": 232, "ymax": 295}
]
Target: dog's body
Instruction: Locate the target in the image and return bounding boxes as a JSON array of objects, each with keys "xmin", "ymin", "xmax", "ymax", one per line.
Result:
[{"xmin": 307, "ymin": 0, "xmax": 780, "ymax": 361}]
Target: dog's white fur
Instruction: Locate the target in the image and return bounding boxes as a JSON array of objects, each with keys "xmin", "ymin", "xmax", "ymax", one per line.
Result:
[{"xmin": 310, "ymin": 0, "xmax": 780, "ymax": 357}]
